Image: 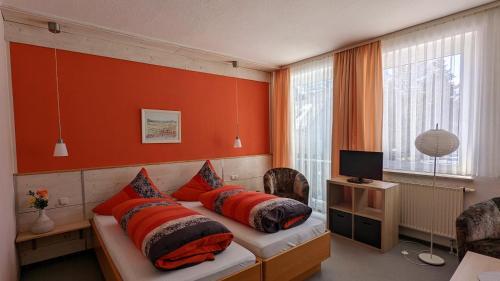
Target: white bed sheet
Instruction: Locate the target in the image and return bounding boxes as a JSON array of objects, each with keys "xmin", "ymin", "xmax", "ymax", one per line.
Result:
[
  {"xmin": 93, "ymin": 215, "xmax": 256, "ymax": 281},
  {"xmin": 179, "ymin": 201, "xmax": 326, "ymax": 259}
]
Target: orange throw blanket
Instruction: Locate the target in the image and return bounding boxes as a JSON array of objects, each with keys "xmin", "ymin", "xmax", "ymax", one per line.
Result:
[
  {"xmin": 199, "ymin": 186, "xmax": 312, "ymax": 233},
  {"xmin": 112, "ymin": 198, "xmax": 233, "ymax": 270}
]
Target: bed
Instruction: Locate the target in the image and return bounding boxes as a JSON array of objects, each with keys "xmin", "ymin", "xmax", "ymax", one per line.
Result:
[
  {"xmin": 179, "ymin": 201, "xmax": 331, "ymax": 281},
  {"xmin": 91, "ymin": 215, "xmax": 262, "ymax": 281}
]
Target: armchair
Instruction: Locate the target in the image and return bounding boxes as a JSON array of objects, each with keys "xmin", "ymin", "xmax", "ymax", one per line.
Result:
[
  {"xmin": 456, "ymin": 197, "xmax": 500, "ymax": 260},
  {"xmin": 263, "ymin": 168, "xmax": 309, "ymax": 205}
]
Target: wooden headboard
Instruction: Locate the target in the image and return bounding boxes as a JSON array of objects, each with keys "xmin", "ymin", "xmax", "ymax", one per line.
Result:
[{"xmin": 14, "ymin": 155, "xmax": 271, "ymax": 231}]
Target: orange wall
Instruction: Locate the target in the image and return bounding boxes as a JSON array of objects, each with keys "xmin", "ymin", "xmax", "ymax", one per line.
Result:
[{"xmin": 10, "ymin": 43, "xmax": 270, "ymax": 173}]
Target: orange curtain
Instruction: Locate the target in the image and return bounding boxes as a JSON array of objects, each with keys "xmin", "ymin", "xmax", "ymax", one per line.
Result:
[
  {"xmin": 271, "ymin": 68, "xmax": 291, "ymax": 168},
  {"xmin": 332, "ymin": 41, "xmax": 383, "ymax": 206}
]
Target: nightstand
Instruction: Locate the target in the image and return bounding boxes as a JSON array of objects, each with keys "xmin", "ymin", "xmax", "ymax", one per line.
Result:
[{"xmin": 16, "ymin": 220, "xmax": 92, "ymax": 265}]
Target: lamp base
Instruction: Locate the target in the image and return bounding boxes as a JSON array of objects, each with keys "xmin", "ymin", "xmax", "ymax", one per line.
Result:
[{"xmin": 418, "ymin": 253, "xmax": 445, "ymax": 266}]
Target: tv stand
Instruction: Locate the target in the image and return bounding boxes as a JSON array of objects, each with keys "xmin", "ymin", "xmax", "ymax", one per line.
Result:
[
  {"xmin": 347, "ymin": 177, "xmax": 373, "ymax": 184},
  {"xmin": 326, "ymin": 176, "xmax": 400, "ymax": 252}
]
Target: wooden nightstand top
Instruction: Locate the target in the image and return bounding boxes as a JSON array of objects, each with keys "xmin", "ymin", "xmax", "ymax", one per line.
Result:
[{"xmin": 16, "ymin": 220, "xmax": 90, "ymax": 243}]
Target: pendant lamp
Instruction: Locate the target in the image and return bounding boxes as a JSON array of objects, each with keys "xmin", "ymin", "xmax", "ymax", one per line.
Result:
[
  {"xmin": 232, "ymin": 61, "xmax": 242, "ymax": 148},
  {"xmin": 49, "ymin": 22, "xmax": 68, "ymax": 157}
]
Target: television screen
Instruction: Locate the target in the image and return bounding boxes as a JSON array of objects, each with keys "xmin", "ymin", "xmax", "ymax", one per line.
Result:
[{"xmin": 339, "ymin": 150, "xmax": 383, "ymax": 181}]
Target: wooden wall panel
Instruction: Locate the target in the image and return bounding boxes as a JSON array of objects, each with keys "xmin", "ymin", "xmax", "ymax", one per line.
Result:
[
  {"xmin": 15, "ymin": 171, "xmax": 82, "ymax": 213},
  {"xmin": 226, "ymin": 177, "xmax": 264, "ymax": 192},
  {"xmin": 222, "ymin": 155, "xmax": 271, "ymax": 181},
  {"xmin": 17, "ymin": 205, "xmax": 84, "ymax": 232},
  {"xmin": 1, "ymin": 10, "xmax": 275, "ymax": 78},
  {"xmin": 82, "ymin": 159, "xmax": 223, "ymax": 204},
  {"xmin": 15, "ymin": 155, "xmax": 272, "ymax": 227}
]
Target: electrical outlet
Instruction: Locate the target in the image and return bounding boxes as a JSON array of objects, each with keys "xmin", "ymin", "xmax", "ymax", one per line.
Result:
[
  {"xmin": 58, "ymin": 197, "xmax": 69, "ymax": 206},
  {"xmin": 230, "ymin": 175, "xmax": 239, "ymax": 180}
]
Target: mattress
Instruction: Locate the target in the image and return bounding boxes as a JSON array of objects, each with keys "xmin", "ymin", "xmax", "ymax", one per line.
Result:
[
  {"xmin": 93, "ymin": 215, "xmax": 256, "ymax": 281},
  {"xmin": 179, "ymin": 201, "xmax": 326, "ymax": 259}
]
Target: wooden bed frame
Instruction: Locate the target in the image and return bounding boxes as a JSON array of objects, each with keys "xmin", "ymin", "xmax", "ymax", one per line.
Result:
[
  {"xmin": 92, "ymin": 218, "xmax": 330, "ymax": 281},
  {"xmin": 261, "ymin": 231, "xmax": 331, "ymax": 281},
  {"xmin": 90, "ymin": 219, "xmax": 262, "ymax": 281}
]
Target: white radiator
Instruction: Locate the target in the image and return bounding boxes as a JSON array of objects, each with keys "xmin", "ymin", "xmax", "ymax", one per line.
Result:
[{"xmin": 399, "ymin": 183, "xmax": 465, "ymax": 239}]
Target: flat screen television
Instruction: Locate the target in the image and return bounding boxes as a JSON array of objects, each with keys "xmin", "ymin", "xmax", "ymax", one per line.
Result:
[{"xmin": 339, "ymin": 150, "xmax": 383, "ymax": 183}]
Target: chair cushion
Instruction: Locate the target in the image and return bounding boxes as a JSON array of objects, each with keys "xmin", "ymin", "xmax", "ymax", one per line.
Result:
[{"xmin": 467, "ymin": 239, "xmax": 500, "ymax": 259}]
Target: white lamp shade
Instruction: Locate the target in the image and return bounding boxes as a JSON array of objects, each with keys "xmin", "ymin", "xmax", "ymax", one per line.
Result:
[
  {"xmin": 415, "ymin": 129, "xmax": 459, "ymax": 157},
  {"xmin": 233, "ymin": 136, "xmax": 242, "ymax": 148},
  {"xmin": 53, "ymin": 140, "xmax": 68, "ymax": 157}
]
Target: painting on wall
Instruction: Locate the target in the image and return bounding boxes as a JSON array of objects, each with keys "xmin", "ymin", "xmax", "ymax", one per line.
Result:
[{"xmin": 141, "ymin": 109, "xmax": 181, "ymax": 143}]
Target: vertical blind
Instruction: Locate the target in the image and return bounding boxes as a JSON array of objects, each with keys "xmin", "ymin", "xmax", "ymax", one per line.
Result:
[
  {"xmin": 290, "ymin": 55, "xmax": 333, "ymax": 213},
  {"xmin": 382, "ymin": 27, "xmax": 478, "ymax": 176}
]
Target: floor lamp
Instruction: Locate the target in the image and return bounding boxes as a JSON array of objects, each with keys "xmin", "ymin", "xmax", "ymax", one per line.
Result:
[{"xmin": 414, "ymin": 124, "xmax": 459, "ymax": 266}]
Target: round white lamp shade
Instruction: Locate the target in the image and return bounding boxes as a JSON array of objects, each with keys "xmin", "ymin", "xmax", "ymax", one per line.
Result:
[{"xmin": 415, "ymin": 129, "xmax": 459, "ymax": 157}]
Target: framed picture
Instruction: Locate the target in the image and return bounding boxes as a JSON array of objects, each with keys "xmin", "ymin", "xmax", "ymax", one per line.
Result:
[{"xmin": 141, "ymin": 109, "xmax": 181, "ymax": 143}]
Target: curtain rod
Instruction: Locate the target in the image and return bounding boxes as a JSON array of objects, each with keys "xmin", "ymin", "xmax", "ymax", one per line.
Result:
[{"xmin": 281, "ymin": 0, "xmax": 500, "ymax": 69}]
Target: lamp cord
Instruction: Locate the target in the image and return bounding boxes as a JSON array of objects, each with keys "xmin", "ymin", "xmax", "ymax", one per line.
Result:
[
  {"xmin": 54, "ymin": 48, "xmax": 63, "ymax": 140},
  {"xmin": 235, "ymin": 69, "xmax": 240, "ymax": 136}
]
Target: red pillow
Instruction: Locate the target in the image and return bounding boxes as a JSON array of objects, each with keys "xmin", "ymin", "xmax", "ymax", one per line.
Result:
[
  {"xmin": 172, "ymin": 160, "xmax": 224, "ymax": 201},
  {"xmin": 93, "ymin": 168, "xmax": 175, "ymax": 215}
]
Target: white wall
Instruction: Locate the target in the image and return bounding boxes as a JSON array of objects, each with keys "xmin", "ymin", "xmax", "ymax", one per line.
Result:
[
  {"xmin": 0, "ymin": 14, "xmax": 18, "ymax": 281},
  {"xmin": 463, "ymin": 177, "xmax": 500, "ymax": 207}
]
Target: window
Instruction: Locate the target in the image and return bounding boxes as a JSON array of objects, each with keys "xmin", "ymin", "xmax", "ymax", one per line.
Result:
[
  {"xmin": 290, "ymin": 55, "xmax": 333, "ymax": 212},
  {"xmin": 382, "ymin": 31, "xmax": 477, "ymax": 176}
]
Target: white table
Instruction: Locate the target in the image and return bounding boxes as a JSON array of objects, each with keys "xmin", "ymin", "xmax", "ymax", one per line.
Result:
[{"xmin": 450, "ymin": 252, "xmax": 500, "ymax": 281}]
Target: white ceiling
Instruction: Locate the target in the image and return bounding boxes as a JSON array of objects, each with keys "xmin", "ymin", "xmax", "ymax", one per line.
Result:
[{"xmin": 0, "ymin": 0, "xmax": 495, "ymax": 68}]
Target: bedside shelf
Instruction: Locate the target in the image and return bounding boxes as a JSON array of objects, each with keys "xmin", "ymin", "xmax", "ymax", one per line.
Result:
[
  {"xmin": 16, "ymin": 220, "xmax": 90, "ymax": 243},
  {"xmin": 16, "ymin": 220, "xmax": 92, "ymax": 266}
]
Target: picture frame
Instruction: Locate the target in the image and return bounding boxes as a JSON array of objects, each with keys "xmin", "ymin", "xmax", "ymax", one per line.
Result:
[{"xmin": 141, "ymin": 109, "xmax": 181, "ymax": 143}]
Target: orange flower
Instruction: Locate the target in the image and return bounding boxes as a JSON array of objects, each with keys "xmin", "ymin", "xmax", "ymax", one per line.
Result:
[{"xmin": 36, "ymin": 188, "xmax": 49, "ymax": 199}]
